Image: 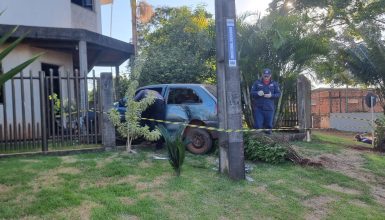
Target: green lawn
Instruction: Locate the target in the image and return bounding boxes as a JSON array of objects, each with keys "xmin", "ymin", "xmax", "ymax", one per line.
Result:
[{"xmin": 0, "ymin": 131, "xmax": 384, "ymax": 219}]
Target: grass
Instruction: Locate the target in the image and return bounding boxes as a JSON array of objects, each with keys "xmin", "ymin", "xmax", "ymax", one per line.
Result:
[{"xmin": 0, "ymin": 132, "xmax": 384, "ymax": 219}]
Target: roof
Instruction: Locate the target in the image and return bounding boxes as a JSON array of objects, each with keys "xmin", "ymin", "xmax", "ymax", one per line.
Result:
[{"xmin": 0, "ymin": 24, "xmax": 134, "ymax": 68}]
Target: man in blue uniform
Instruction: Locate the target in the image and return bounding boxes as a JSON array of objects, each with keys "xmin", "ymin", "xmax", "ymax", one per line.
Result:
[{"xmin": 250, "ymin": 68, "xmax": 281, "ymax": 134}]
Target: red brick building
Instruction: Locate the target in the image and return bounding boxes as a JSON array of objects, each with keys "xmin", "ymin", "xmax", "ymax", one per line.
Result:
[{"xmin": 311, "ymin": 88, "xmax": 383, "ymax": 128}]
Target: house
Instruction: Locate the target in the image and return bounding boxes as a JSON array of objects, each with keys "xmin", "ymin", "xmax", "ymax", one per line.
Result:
[
  {"xmin": 0, "ymin": 0, "xmax": 134, "ymax": 141},
  {"xmin": 311, "ymin": 88, "xmax": 383, "ymax": 132}
]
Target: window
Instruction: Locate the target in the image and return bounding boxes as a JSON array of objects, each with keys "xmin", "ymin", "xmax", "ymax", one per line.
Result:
[
  {"xmin": 71, "ymin": 0, "xmax": 94, "ymax": 10},
  {"xmin": 167, "ymin": 88, "xmax": 202, "ymax": 104}
]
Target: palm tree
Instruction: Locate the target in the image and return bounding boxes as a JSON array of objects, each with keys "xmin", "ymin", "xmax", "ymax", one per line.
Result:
[{"xmin": 238, "ymin": 12, "xmax": 329, "ymax": 128}]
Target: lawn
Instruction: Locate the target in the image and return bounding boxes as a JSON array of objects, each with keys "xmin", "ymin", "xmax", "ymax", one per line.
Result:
[{"xmin": 0, "ymin": 131, "xmax": 385, "ymax": 219}]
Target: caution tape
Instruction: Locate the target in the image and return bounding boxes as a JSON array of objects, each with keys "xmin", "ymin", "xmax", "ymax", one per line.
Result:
[
  {"xmin": 141, "ymin": 117, "xmax": 298, "ymax": 133},
  {"xmin": 53, "ymin": 109, "xmax": 377, "ymax": 133}
]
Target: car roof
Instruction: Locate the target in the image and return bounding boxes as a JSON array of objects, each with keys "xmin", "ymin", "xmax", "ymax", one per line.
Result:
[{"xmin": 138, "ymin": 84, "xmax": 206, "ymax": 89}]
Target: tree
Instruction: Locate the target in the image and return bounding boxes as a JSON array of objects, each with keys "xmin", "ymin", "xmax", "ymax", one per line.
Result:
[
  {"xmin": 136, "ymin": 6, "xmax": 216, "ymax": 86},
  {"xmin": 109, "ymin": 57, "xmax": 161, "ymax": 153},
  {"xmin": 273, "ymin": 0, "xmax": 385, "ymax": 88},
  {"xmin": 237, "ymin": 12, "xmax": 329, "ymax": 127}
]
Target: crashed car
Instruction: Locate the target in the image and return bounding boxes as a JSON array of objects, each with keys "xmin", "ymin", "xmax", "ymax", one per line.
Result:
[{"xmin": 116, "ymin": 84, "xmax": 218, "ymax": 154}]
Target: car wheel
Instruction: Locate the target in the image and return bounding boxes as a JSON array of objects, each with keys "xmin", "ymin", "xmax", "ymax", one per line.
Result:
[{"xmin": 185, "ymin": 128, "xmax": 212, "ymax": 154}]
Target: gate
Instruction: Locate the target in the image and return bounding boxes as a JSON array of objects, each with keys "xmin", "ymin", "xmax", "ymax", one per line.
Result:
[
  {"xmin": 0, "ymin": 70, "xmax": 103, "ymax": 154},
  {"xmin": 277, "ymin": 88, "xmax": 298, "ymax": 128}
]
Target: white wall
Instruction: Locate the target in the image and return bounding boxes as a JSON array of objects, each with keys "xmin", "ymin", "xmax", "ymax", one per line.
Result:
[
  {"xmin": 0, "ymin": 0, "xmax": 102, "ymax": 33},
  {"xmin": 0, "ymin": 44, "xmax": 74, "ymax": 138}
]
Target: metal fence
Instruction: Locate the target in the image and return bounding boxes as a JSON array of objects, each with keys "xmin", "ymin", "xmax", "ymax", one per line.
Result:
[{"xmin": 0, "ymin": 70, "xmax": 103, "ymax": 154}]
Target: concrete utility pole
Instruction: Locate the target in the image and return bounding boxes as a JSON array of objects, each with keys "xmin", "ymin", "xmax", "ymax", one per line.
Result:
[{"xmin": 215, "ymin": 0, "xmax": 245, "ymax": 180}]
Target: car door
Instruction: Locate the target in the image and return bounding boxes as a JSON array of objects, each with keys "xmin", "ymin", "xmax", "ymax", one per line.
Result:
[{"xmin": 164, "ymin": 86, "xmax": 204, "ymax": 131}]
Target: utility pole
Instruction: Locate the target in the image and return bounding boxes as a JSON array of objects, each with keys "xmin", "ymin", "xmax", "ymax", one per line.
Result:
[{"xmin": 215, "ymin": 0, "xmax": 245, "ymax": 180}]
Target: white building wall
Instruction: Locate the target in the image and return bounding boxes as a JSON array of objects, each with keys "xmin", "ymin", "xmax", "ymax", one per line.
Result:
[
  {"xmin": 0, "ymin": 44, "xmax": 74, "ymax": 138},
  {"xmin": 0, "ymin": 0, "xmax": 102, "ymax": 33}
]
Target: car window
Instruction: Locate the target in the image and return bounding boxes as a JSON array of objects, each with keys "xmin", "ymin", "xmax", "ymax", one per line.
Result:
[
  {"xmin": 135, "ymin": 87, "xmax": 163, "ymax": 97},
  {"xmin": 167, "ymin": 88, "xmax": 202, "ymax": 104}
]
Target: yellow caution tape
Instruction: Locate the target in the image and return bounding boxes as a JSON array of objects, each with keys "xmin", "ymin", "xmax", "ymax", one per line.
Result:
[{"xmin": 141, "ymin": 117, "xmax": 297, "ymax": 133}]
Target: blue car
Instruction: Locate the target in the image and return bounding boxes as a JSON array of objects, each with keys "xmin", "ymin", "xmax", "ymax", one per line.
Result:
[{"xmin": 116, "ymin": 84, "xmax": 218, "ymax": 154}]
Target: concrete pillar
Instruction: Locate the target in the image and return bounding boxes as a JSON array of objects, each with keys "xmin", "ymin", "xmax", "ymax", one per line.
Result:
[
  {"xmin": 78, "ymin": 40, "xmax": 88, "ymax": 112},
  {"xmin": 297, "ymin": 75, "xmax": 312, "ymax": 140},
  {"xmin": 101, "ymin": 72, "xmax": 116, "ymax": 148}
]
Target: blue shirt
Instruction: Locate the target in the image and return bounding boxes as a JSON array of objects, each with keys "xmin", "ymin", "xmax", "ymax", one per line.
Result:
[{"xmin": 250, "ymin": 79, "xmax": 281, "ymax": 111}]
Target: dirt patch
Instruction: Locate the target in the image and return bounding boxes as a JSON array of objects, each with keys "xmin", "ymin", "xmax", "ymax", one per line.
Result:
[
  {"xmin": 80, "ymin": 175, "xmax": 142, "ymax": 189},
  {"xmin": 119, "ymin": 197, "xmax": 135, "ymax": 205},
  {"xmin": 20, "ymin": 159, "xmax": 40, "ymax": 163},
  {"xmin": 371, "ymin": 185, "xmax": 385, "ymax": 206},
  {"xmin": 308, "ymin": 146, "xmax": 385, "ymax": 207},
  {"xmin": 348, "ymin": 145, "xmax": 375, "ymax": 152},
  {"xmin": 31, "ymin": 172, "xmax": 61, "ymax": 192},
  {"xmin": 303, "ymin": 196, "xmax": 337, "ymax": 220},
  {"xmin": 118, "ymin": 214, "xmax": 139, "ymax": 220},
  {"xmin": 0, "ymin": 184, "xmax": 13, "ymax": 193},
  {"xmin": 139, "ymin": 191, "xmax": 166, "ymax": 201},
  {"xmin": 135, "ymin": 174, "xmax": 171, "ymax": 191},
  {"xmin": 56, "ymin": 167, "xmax": 81, "ymax": 174},
  {"xmin": 349, "ymin": 200, "xmax": 370, "ymax": 208},
  {"xmin": 116, "ymin": 175, "xmax": 141, "ymax": 185},
  {"xmin": 96, "ymin": 153, "xmax": 119, "ymax": 168},
  {"xmin": 61, "ymin": 156, "xmax": 78, "ymax": 164},
  {"xmin": 138, "ymin": 161, "xmax": 151, "ymax": 169},
  {"xmin": 324, "ymin": 184, "xmax": 361, "ymax": 195},
  {"xmin": 52, "ymin": 201, "xmax": 100, "ymax": 220}
]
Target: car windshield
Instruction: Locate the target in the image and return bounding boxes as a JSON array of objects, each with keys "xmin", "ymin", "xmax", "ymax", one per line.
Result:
[{"xmin": 203, "ymin": 85, "xmax": 217, "ymax": 98}]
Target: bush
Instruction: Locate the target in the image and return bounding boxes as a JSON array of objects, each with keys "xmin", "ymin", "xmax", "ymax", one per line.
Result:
[
  {"xmin": 374, "ymin": 116, "xmax": 385, "ymax": 151},
  {"xmin": 158, "ymin": 125, "xmax": 186, "ymax": 176},
  {"xmin": 244, "ymin": 133, "xmax": 287, "ymax": 164}
]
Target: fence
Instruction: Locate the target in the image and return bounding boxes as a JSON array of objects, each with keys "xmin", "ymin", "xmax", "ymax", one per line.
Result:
[{"xmin": 0, "ymin": 70, "xmax": 104, "ymax": 154}]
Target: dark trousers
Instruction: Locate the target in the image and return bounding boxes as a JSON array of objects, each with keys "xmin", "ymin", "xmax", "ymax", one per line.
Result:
[{"xmin": 254, "ymin": 107, "xmax": 274, "ymax": 134}]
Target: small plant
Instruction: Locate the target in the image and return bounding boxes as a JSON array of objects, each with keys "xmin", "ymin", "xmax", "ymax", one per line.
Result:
[
  {"xmin": 0, "ymin": 22, "xmax": 42, "ymax": 85},
  {"xmin": 109, "ymin": 58, "xmax": 160, "ymax": 153},
  {"xmin": 244, "ymin": 133, "xmax": 287, "ymax": 164},
  {"xmin": 158, "ymin": 125, "xmax": 186, "ymax": 176}
]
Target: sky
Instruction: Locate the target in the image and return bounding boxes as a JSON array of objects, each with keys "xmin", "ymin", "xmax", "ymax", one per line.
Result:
[
  {"xmin": 101, "ymin": 0, "xmax": 272, "ymax": 44},
  {"xmin": 95, "ymin": 0, "xmax": 272, "ymax": 74}
]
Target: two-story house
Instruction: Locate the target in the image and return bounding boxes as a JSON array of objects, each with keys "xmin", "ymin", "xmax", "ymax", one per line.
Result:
[{"xmin": 0, "ymin": 0, "xmax": 134, "ymax": 141}]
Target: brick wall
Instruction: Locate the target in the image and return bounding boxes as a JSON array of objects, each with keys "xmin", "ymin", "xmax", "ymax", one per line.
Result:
[{"xmin": 311, "ymin": 88, "xmax": 383, "ymax": 128}]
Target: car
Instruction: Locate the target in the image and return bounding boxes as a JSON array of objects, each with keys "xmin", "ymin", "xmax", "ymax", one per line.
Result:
[{"xmin": 116, "ymin": 84, "xmax": 218, "ymax": 154}]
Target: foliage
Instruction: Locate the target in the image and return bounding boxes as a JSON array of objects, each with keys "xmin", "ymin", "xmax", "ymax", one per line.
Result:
[
  {"xmin": 109, "ymin": 57, "xmax": 161, "ymax": 152},
  {"xmin": 136, "ymin": 6, "xmax": 216, "ymax": 86},
  {"xmin": 238, "ymin": 12, "xmax": 329, "ymax": 127},
  {"xmin": 48, "ymin": 93, "xmax": 61, "ymax": 115},
  {"xmin": 374, "ymin": 116, "xmax": 385, "ymax": 151},
  {"xmin": 158, "ymin": 125, "xmax": 186, "ymax": 176},
  {"xmin": 0, "ymin": 23, "xmax": 42, "ymax": 85},
  {"xmin": 243, "ymin": 133, "xmax": 287, "ymax": 164},
  {"xmin": 278, "ymin": 0, "xmax": 385, "ymax": 96}
]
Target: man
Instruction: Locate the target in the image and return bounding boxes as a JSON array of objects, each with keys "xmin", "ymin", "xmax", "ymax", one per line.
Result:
[{"xmin": 250, "ymin": 68, "xmax": 281, "ymax": 134}]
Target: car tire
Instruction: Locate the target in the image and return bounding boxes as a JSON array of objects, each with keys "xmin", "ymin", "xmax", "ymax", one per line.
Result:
[{"xmin": 185, "ymin": 128, "xmax": 212, "ymax": 154}]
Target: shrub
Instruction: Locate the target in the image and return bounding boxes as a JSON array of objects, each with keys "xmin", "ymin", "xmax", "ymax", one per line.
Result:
[
  {"xmin": 374, "ymin": 116, "xmax": 385, "ymax": 151},
  {"xmin": 244, "ymin": 133, "xmax": 287, "ymax": 164},
  {"xmin": 158, "ymin": 125, "xmax": 186, "ymax": 176}
]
